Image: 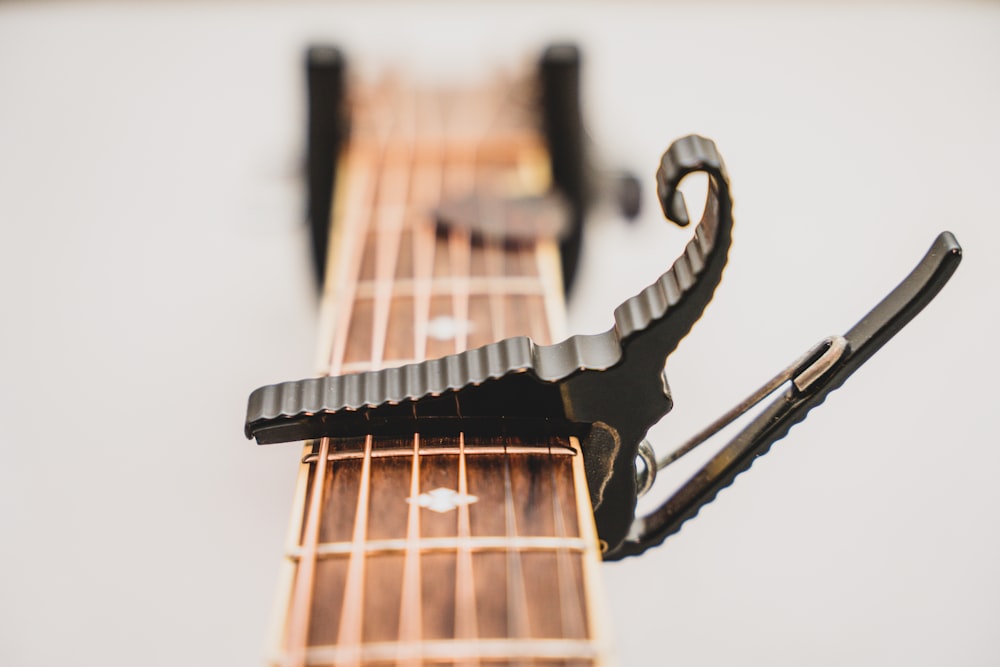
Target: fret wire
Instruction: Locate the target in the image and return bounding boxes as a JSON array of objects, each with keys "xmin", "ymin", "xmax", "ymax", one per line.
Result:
[
  {"xmin": 281, "ymin": 437, "xmax": 332, "ymax": 667},
  {"xmin": 302, "ymin": 444, "xmax": 576, "ymax": 465},
  {"xmin": 337, "ymin": 358, "xmax": 423, "ymax": 374},
  {"xmin": 344, "ymin": 131, "xmax": 543, "ymax": 163},
  {"xmin": 285, "ymin": 535, "xmax": 589, "ymax": 559},
  {"xmin": 302, "ymin": 638, "xmax": 599, "ymax": 665},
  {"xmin": 353, "ymin": 276, "xmax": 547, "ymax": 299},
  {"xmin": 335, "ymin": 434, "xmax": 374, "ymax": 665},
  {"xmin": 503, "ymin": 449, "xmax": 532, "ymax": 646}
]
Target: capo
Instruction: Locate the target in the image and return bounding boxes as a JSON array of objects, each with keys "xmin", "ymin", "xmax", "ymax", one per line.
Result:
[{"xmin": 245, "ymin": 135, "xmax": 961, "ymax": 558}]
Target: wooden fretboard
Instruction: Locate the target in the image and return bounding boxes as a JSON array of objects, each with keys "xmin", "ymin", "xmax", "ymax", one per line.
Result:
[{"xmin": 270, "ymin": 74, "xmax": 611, "ymax": 667}]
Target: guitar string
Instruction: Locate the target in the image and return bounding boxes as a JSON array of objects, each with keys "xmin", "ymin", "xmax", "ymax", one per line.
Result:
[
  {"xmin": 453, "ymin": 75, "xmax": 519, "ymax": 656},
  {"xmin": 280, "ymin": 82, "xmax": 395, "ymax": 667},
  {"xmin": 395, "ymin": 83, "xmax": 460, "ymax": 664},
  {"xmin": 397, "ymin": 430, "xmax": 423, "ymax": 666},
  {"xmin": 405, "ymin": 86, "xmax": 443, "ymax": 664},
  {"xmin": 439, "ymin": 80, "xmax": 525, "ymax": 663},
  {"xmin": 396, "ymin": 85, "xmax": 429, "ymax": 667},
  {"xmin": 411, "ymin": 88, "xmax": 441, "ymax": 365},
  {"xmin": 550, "ymin": 451, "xmax": 587, "ymax": 641},
  {"xmin": 327, "ymin": 79, "xmax": 397, "ymax": 665},
  {"xmin": 446, "ymin": 220, "xmax": 472, "ymax": 352},
  {"xmin": 450, "ymin": 74, "xmax": 544, "ymax": 663},
  {"xmin": 490, "ymin": 75, "xmax": 540, "ymax": 665},
  {"xmin": 447, "ymin": 78, "xmax": 502, "ymax": 354},
  {"xmin": 343, "ymin": 79, "xmax": 414, "ymax": 663},
  {"xmin": 443, "ymin": 87, "xmax": 490, "ymax": 654},
  {"xmin": 447, "ymin": 85, "xmax": 480, "ymax": 667},
  {"xmin": 481, "ymin": 76, "xmax": 515, "ymax": 347},
  {"xmin": 503, "ymin": 444, "xmax": 533, "ymax": 667},
  {"xmin": 335, "ymin": 433, "xmax": 375, "ymax": 666},
  {"xmin": 370, "ymin": 87, "xmax": 415, "ymax": 371},
  {"xmin": 571, "ymin": 435, "xmax": 611, "ymax": 666},
  {"xmin": 327, "ymin": 81, "xmax": 392, "ymax": 374},
  {"xmin": 533, "ymin": 201, "xmax": 590, "ymax": 651},
  {"xmin": 281, "ymin": 436, "xmax": 331, "ymax": 667},
  {"xmin": 472, "ymin": 75, "xmax": 514, "ymax": 348},
  {"xmin": 454, "ymin": 431, "xmax": 480, "ymax": 667},
  {"xmin": 417, "ymin": 77, "xmax": 570, "ymax": 662},
  {"xmin": 403, "ymin": 102, "xmax": 439, "ymax": 666}
]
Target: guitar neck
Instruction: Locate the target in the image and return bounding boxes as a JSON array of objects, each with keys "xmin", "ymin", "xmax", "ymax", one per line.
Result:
[{"xmin": 270, "ymin": 75, "xmax": 611, "ymax": 667}]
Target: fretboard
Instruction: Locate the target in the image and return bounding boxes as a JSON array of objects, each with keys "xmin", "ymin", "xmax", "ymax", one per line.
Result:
[{"xmin": 270, "ymin": 75, "xmax": 610, "ymax": 667}]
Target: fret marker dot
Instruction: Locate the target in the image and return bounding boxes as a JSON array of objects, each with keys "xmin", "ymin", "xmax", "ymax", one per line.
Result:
[
  {"xmin": 427, "ymin": 316, "xmax": 474, "ymax": 341},
  {"xmin": 407, "ymin": 487, "xmax": 479, "ymax": 513}
]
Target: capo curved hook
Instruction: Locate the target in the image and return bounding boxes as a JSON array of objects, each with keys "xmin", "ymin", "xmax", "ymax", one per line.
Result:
[{"xmin": 560, "ymin": 135, "xmax": 734, "ymax": 549}]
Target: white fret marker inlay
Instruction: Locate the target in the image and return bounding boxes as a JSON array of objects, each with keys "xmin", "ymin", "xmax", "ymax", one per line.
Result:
[
  {"xmin": 427, "ymin": 316, "xmax": 474, "ymax": 341},
  {"xmin": 407, "ymin": 487, "xmax": 479, "ymax": 513}
]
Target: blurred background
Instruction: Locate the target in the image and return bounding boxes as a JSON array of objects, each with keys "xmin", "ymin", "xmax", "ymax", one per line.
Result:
[{"xmin": 1, "ymin": 2, "xmax": 998, "ymax": 665}]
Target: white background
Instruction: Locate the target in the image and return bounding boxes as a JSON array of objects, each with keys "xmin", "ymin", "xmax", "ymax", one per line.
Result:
[{"xmin": 1, "ymin": 2, "xmax": 998, "ymax": 665}]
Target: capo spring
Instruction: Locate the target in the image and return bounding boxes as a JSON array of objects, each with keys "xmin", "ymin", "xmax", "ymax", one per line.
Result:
[{"xmin": 655, "ymin": 335, "xmax": 849, "ymax": 473}]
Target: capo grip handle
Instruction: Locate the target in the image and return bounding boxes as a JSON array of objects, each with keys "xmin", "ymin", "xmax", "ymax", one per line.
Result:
[{"xmin": 609, "ymin": 232, "xmax": 962, "ymax": 560}]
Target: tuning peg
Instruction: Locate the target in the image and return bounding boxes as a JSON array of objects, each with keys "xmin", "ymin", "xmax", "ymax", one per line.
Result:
[
  {"xmin": 305, "ymin": 45, "xmax": 347, "ymax": 288},
  {"xmin": 615, "ymin": 171, "xmax": 642, "ymax": 220}
]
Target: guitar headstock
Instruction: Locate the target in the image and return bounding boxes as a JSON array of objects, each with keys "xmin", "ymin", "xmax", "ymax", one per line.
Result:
[{"xmin": 304, "ymin": 43, "xmax": 640, "ymax": 294}]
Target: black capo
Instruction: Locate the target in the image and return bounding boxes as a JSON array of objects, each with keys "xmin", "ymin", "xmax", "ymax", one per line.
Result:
[{"xmin": 245, "ymin": 135, "xmax": 961, "ymax": 559}]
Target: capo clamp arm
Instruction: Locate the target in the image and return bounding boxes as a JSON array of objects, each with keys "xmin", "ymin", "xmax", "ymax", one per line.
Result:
[{"xmin": 244, "ymin": 135, "xmax": 961, "ymax": 558}]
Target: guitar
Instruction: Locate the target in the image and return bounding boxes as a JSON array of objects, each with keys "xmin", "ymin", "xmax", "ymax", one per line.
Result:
[{"xmin": 244, "ymin": 45, "xmax": 960, "ymax": 666}]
